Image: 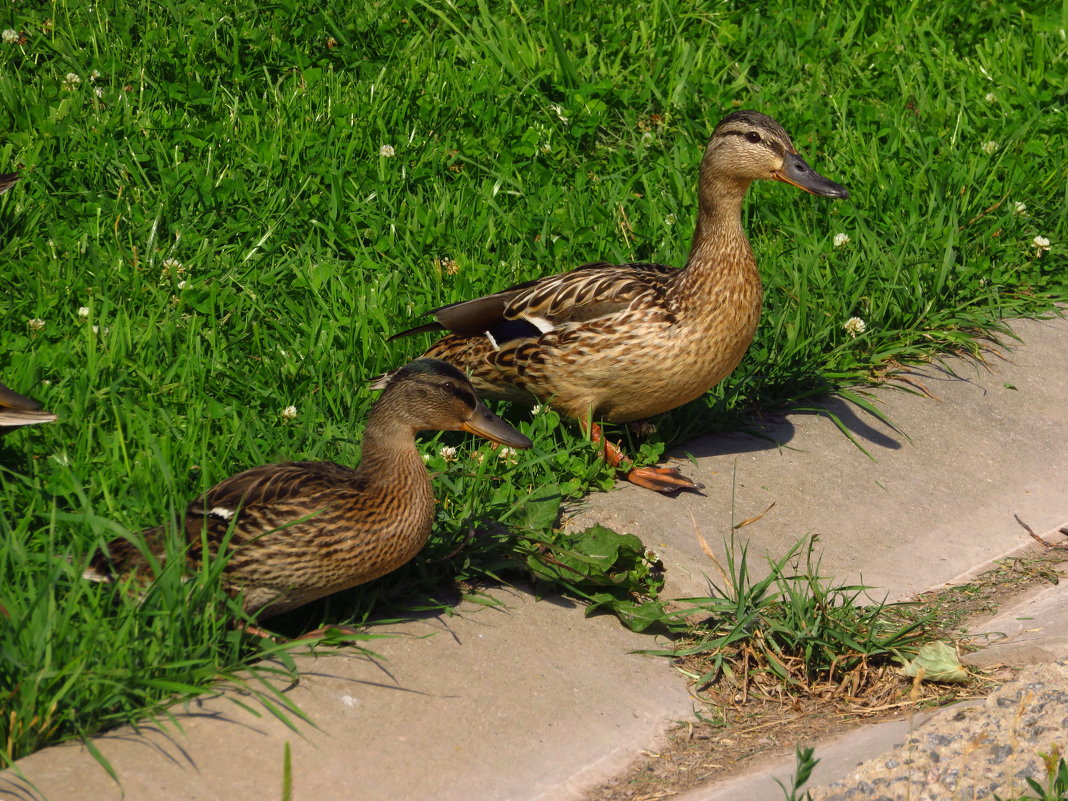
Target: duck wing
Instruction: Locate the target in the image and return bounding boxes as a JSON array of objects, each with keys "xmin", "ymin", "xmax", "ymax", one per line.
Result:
[
  {"xmin": 84, "ymin": 462, "xmax": 363, "ymax": 580},
  {"xmin": 392, "ymin": 261, "xmax": 678, "ymax": 345},
  {"xmin": 185, "ymin": 461, "xmax": 363, "ymax": 546},
  {"xmin": 0, "ymin": 381, "xmax": 57, "ymax": 428}
]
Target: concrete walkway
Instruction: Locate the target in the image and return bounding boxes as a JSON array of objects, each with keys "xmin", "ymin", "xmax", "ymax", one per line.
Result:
[{"xmin": 3, "ymin": 316, "xmax": 1067, "ymax": 801}]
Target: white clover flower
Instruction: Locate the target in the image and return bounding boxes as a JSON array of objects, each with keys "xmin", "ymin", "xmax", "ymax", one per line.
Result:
[
  {"xmin": 985, "ymin": 92, "xmax": 997, "ymax": 103},
  {"xmin": 421, "ymin": 452, "xmax": 431, "ymax": 463},
  {"xmin": 497, "ymin": 447, "xmax": 519, "ymax": 465},
  {"xmin": 548, "ymin": 104, "xmax": 569, "ymax": 124},
  {"xmin": 1012, "ymin": 201, "xmax": 1027, "ymax": 216},
  {"xmin": 27, "ymin": 318, "xmax": 45, "ymax": 332},
  {"xmin": 64, "ymin": 72, "xmax": 81, "ymax": 87},
  {"xmin": 161, "ymin": 257, "xmax": 183, "ymax": 270},
  {"xmin": 379, "ymin": 144, "xmax": 395, "ymax": 157},
  {"xmin": 531, "ymin": 403, "xmax": 544, "ymax": 416},
  {"xmin": 981, "ymin": 141, "xmax": 998, "ymax": 155},
  {"xmin": 77, "ymin": 306, "xmax": 90, "ymax": 318},
  {"xmin": 843, "ymin": 316, "xmax": 867, "ymax": 338},
  {"xmin": 281, "ymin": 405, "xmax": 298, "ymax": 419},
  {"xmin": 2, "ymin": 29, "xmax": 19, "ymax": 44},
  {"xmin": 440, "ymin": 257, "xmax": 459, "ymax": 276},
  {"xmin": 94, "ymin": 87, "xmax": 104, "ymax": 99},
  {"xmin": 664, "ymin": 213, "xmax": 676, "ymax": 226},
  {"xmin": 439, "ymin": 445, "xmax": 458, "ymax": 462},
  {"xmin": 471, "ymin": 450, "xmax": 485, "ymax": 464},
  {"xmin": 1033, "ymin": 235, "xmax": 1050, "ymax": 256},
  {"xmin": 833, "ymin": 233, "xmax": 850, "ymax": 248},
  {"xmin": 177, "ymin": 280, "xmax": 188, "ymax": 290},
  {"xmin": 89, "ymin": 69, "xmax": 101, "ymax": 81}
]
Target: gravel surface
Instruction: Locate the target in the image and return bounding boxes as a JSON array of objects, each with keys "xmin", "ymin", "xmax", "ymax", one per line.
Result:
[{"xmin": 812, "ymin": 661, "xmax": 1068, "ymax": 801}]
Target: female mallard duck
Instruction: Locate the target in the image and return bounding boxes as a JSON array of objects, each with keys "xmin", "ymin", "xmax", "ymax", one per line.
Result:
[
  {"xmin": 0, "ymin": 172, "xmax": 18, "ymax": 195},
  {"xmin": 84, "ymin": 359, "xmax": 531, "ymax": 626},
  {"xmin": 384, "ymin": 111, "xmax": 848, "ymax": 492},
  {"xmin": 0, "ymin": 381, "xmax": 57, "ymax": 430}
]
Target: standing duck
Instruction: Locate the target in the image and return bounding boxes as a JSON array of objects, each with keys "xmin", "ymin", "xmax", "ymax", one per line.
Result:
[
  {"xmin": 84, "ymin": 359, "xmax": 531, "ymax": 625},
  {"xmin": 382, "ymin": 111, "xmax": 848, "ymax": 492}
]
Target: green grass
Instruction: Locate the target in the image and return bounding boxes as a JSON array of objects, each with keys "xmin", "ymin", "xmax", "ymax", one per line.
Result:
[
  {"xmin": 649, "ymin": 533, "xmax": 932, "ymax": 695},
  {"xmin": 1, "ymin": 0, "xmax": 1066, "ymax": 766}
]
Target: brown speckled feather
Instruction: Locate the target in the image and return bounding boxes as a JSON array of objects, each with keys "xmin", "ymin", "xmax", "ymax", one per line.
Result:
[{"xmin": 0, "ymin": 172, "xmax": 18, "ymax": 195}]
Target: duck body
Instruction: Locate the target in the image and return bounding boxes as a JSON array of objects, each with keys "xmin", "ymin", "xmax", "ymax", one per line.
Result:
[
  {"xmin": 418, "ymin": 252, "xmax": 761, "ymax": 423},
  {"xmin": 386, "ymin": 112, "xmax": 847, "ymax": 489},
  {"xmin": 85, "ymin": 359, "xmax": 531, "ymax": 619}
]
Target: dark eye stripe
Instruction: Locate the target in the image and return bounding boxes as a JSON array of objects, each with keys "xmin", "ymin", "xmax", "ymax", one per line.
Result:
[
  {"xmin": 720, "ymin": 129, "xmax": 787, "ymax": 158},
  {"xmin": 442, "ymin": 381, "xmax": 477, "ymax": 408}
]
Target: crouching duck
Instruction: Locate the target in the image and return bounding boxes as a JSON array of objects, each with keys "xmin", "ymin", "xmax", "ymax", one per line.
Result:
[
  {"xmin": 84, "ymin": 359, "xmax": 531, "ymax": 627},
  {"xmin": 382, "ymin": 111, "xmax": 848, "ymax": 492}
]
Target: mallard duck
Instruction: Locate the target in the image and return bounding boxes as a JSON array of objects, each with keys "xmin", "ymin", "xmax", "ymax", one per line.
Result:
[
  {"xmin": 84, "ymin": 359, "xmax": 531, "ymax": 627},
  {"xmin": 0, "ymin": 381, "xmax": 58, "ymax": 430},
  {"xmin": 383, "ymin": 111, "xmax": 848, "ymax": 492}
]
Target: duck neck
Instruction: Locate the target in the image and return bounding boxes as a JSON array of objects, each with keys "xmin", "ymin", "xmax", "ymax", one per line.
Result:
[
  {"xmin": 672, "ymin": 173, "xmax": 760, "ymax": 312},
  {"xmin": 354, "ymin": 408, "xmax": 430, "ymax": 497}
]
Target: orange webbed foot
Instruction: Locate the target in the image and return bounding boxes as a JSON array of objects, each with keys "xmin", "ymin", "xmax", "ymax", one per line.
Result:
[
  {"xmin": 623, "ymin": 465, "xmax": 704, "ymax": 494},
  {"xmin": 588, "ymin": 422, "xmax": 703, "ymax": 494}
]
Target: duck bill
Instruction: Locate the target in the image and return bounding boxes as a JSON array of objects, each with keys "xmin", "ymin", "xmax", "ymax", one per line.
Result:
[
  {"xmin": 460, "ymin": 400, "xmax": 533, "ymax": 449},
  {"xmin": 772, "ymin": 153, "xmax": 849, "ymax": 199}
]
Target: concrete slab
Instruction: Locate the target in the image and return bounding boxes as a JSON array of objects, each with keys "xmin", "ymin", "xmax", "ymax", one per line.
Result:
[
  {"xmin": 963, "ymin": 569, "xmax": 1068, "ymax": 668},
  {"xmin": 4, "ymin": 316, "xmax": 1067, "ymax": 801},
  {"xmin": 0, "ymin": 588, "xmax": 692, "ymax": 801},
  {"xmin": 568, "ymin": 316, "xmax": 1068, "ymax": 602}
]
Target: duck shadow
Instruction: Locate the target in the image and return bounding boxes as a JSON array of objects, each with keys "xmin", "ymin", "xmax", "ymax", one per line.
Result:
[{"xmin": 676, "ymin": 393, "xmax": 903, "ymax": 460}]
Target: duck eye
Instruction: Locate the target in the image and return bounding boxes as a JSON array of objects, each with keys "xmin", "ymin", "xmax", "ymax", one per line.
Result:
[
  {"xmin": 745, "ymin": 131, "xmax": 762, "ymax": 144},
  {"xmin": 442, "ymin": 381, "xmax": 454, "ymax": 391}
]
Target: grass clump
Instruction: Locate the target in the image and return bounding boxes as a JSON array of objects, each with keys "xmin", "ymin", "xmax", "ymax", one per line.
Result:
[
  {"xmin": 0, "ymin": 0, "xmax": 1066, "ymax": 767},
  {"xmin": 652, "ymin": 534, "xmax": 934, "ymax": 706}
]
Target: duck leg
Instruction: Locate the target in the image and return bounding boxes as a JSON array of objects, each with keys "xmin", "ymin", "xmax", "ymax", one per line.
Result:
[
  {"xmin": 588, "ymin": 423, "xmax": 703, "ymax": 494},
  {"xmin": 237, "ymin": 619, "xmax": 363, "ymax": 642}
]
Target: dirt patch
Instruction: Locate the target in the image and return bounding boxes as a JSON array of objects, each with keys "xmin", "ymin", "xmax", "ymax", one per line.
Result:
[{"xmin": 590, "ymin": 544, "xmax": 1068, "ymax": 801}]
